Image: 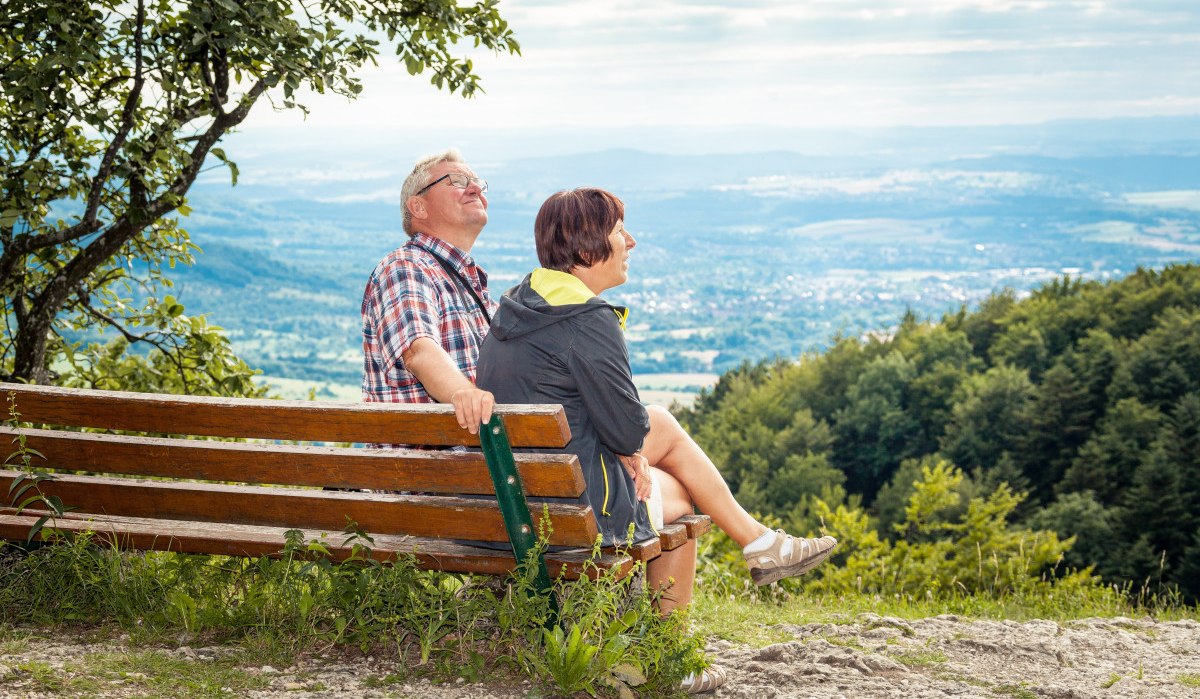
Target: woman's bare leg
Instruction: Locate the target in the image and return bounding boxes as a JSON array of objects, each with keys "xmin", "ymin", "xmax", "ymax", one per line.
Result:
[
  {"xmin": 640, "ymin": 405, "xmax": 768, "ymax": 548},
  {"xmin": 645, "ymin": 467, "xmax": 697, "ymax": 615}
]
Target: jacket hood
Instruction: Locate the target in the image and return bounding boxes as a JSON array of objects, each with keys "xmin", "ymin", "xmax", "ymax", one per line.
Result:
[{"xmin": 490, "ymin": 268, "xmax": 628, "ymax": 341}]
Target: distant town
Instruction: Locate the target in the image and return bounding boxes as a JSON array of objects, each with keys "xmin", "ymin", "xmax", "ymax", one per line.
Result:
[{"xmin": 152, "ymin": 123, "xmax": 1200, "ymax": 401}]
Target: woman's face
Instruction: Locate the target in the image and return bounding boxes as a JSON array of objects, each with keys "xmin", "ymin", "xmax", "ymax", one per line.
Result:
[{"xmin": 594, "ymin": 219, "xmax": 636, "ymax": 291}]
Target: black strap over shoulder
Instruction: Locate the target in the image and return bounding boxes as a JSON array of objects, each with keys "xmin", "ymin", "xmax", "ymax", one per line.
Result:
[{"xmin": 417, "ymin": 244, "xmax": 492, "ymax": 325}]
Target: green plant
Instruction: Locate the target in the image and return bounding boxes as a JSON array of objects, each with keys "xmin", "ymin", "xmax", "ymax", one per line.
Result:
[
  {"xmin": 541, "ymin": 623, "xmax": 600, "ymax": 694},
  {"xmin": 86, "ymin": 650, "xmax": 270, "ymax": 696},
  {"xmin": 362, "ymin": 672, "xmax": 405, "ymax": 689},
  {"xmin": 4, "ymin": 392, "xmax": 69, "ymax": 544},
  {"xmin": 538, "ymin": 610, "xmax": 652, "ymax": 699},
  {"xmin": 935, "ymin": 671, "xmax": 990, "ymax": 688},
  {"xmin": 891, "ymin": 649, "xmax": 948, "ymax": 666},
  {"xmin": 696, "ymin": 461, "xmax": 1120, "ymax": 611},
  {"xmin": 1100, "ymin": 672, "xmax": 1122, "ymax": 688},
  {"xmin": 7, "ymin": 660, "xmax": 65, "ymax": 692},
  {"xmin": 820, "ymin": 636, "xmax": 866, "ymax": 651},
  {"xmin": 993, "ymin": 684, "xmax": 1039, "ymax": 699},
  {"xmin": 1179, "ymin": 673, "xmax": 1200, "ymax": 687},
  {"xmin": 0, "ymin": 522, "xmax": 705, "ymax": 693}
]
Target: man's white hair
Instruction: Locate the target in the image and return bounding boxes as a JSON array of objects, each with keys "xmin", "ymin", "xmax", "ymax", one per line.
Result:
[{"xmin": 401, "ymin": 148, "xmax": 465, "ymax": 237}]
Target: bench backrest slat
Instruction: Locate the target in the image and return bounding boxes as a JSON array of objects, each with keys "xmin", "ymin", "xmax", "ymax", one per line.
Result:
[
  {"xmin": 0, "ymin": 471, "xmax": 597, "ymax": 546},
  {"xmin": 0, "ymin": 427, "xmax": 586, "ymax": 498},
  {"xmin": 0, "ymin": 383, "xmax": 571, "ymax": 448}
]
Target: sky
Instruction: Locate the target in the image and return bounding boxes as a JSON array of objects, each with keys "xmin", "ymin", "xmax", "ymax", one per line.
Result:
[{"xmin": 238, "ymin": 0, "xmax": 1200, "ymax": 158}]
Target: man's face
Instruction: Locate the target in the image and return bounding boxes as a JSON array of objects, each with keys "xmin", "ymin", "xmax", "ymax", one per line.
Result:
[{"xmin": 416, "ymin": 161, "xmax": 488, "ymax": 235}]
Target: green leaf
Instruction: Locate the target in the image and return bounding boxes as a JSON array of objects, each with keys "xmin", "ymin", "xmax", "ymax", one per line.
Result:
[
  {"xmin": 44, "ymin": 495, "xmax": 68, "ymax": 516},
  {"xmin": 26, "ymin": 514, "xmax": 52, "ymax": 545},
  {"xmin": 608, "ymin": 663, "xmax": 646, "ymax": 686}
]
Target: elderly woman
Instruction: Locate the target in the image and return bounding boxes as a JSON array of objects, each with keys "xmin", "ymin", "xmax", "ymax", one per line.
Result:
[{"xmin": 475, "ymin": 188, "xmax": 836, "ymax": 617}]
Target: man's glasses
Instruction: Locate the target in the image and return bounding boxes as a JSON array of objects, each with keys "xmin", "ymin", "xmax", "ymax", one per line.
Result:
[{"xmin": 416, "ymin": 172, "xmax": 488, "ymax": 195}]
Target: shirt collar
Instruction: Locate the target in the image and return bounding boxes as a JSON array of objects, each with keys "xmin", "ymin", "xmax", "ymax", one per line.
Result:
[{"xmin": 410, "ymin": 231, "xmax": 476, "ymax": 271}]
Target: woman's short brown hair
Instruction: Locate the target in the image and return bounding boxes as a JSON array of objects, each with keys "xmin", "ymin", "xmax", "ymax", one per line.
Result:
[{"xmin": 535, "ymin": 188, "xmax": 625, "ymax": 272}]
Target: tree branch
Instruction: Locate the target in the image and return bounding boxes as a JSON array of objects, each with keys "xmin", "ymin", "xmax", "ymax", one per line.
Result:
[
  {"xmin": 75, "ymin": 287, "xmax": 167, "ymax": 350},
  {"xmin": 73, "ymin": 286, "xmax": 195, "ymax": 393},
  {"xmin": 166, "ymin": 78, "xmax": 269, "ymax": 200},
  {"xmin": 23, "ymin": 77, "xmax": 271, "ymax": 352},
  {"xmin": 80, "ymin": 0, "xmax": 146, "ymax": 230}
]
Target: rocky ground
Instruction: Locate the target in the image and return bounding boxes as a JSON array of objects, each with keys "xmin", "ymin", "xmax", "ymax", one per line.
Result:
[{"xmin": 2, "ymin": 615, "xmax": 1198, "ymax": 698}]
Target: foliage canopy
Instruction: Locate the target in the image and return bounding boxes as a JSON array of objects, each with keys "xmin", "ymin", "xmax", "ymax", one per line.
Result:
[
  {"xmin": 0, "ymin": 0, "xmax": 518, "ymax": 393},
  {"xmin": 680, "ymin": 264, "xmax": 1200, "ymax": 600}
]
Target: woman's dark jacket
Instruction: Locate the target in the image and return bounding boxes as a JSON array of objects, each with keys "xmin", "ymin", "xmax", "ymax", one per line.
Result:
[{"xmin": 476, "ymin": 268, "xmax": 656, "ymax": 547}]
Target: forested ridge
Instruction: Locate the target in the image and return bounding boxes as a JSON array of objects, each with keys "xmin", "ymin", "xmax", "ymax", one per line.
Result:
[{"xmin": 679, "ymin": 263, "xmax": 1200, "ymax": 599}]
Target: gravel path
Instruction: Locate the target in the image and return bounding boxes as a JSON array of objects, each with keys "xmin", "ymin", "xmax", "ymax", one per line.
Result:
[{"xmin": 3, "ymin": 616, "xmax": 1198, "ymax": 698}]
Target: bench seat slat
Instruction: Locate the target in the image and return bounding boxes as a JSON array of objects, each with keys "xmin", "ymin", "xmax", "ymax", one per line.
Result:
[
  {"xmin": 657, "ymin": 522, "xmax": 689, "ymax": 550},
  {"xmin": 674, "ymin": 514, "xmax": 712, "ymax": 539},
  {"xmin": 0, "ymin": 383, "xmax": 570, "ymax": 448},
  {"xmin": 599, "ymin": 515, "xmax": 713, "ymax": 562},
  {"xmin": 603, "ymin": 537, "xmax": 662, "ymax": 563},
  {"xmin": 0, "ymin": 512, "xmax": 632, "ymax": 580},
  {"xmin": 0, "ymin": 471, "xmax": 598, "ymax": 547},
  {"xmin": 1, "ymin": 427, "xmax": 586, "ymax": 498}
]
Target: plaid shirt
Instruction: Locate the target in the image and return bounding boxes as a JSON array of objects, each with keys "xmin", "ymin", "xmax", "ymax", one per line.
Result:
[{"xmin": 361, "ymin": 232, "xmax": 497, "ymax": 403}]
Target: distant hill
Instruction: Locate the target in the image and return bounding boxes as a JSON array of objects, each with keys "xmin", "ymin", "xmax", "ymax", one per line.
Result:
[{"xmin": 167, "ymin": 117, "xmax": 1200, "ymax": 385}]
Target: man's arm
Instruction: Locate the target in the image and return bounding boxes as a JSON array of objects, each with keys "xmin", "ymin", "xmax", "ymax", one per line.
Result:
[{"xmin": 403, "ymin": 336, "xmax": 494, "ymax": 434}]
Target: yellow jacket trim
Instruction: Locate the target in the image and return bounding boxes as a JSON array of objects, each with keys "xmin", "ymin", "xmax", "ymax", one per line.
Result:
[
  {"xmin": 530, "ymin": 268, "xmax": 594, "ymax": 306},
  {"xmin": 529, "ymin": 267, "xmax": 629, "ymax": 330},
  {"xmin": 598, "ymin": 453, "xmax": 611, "ymax": 516}
]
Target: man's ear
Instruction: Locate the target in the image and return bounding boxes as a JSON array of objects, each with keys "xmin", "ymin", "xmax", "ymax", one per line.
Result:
[{"xmin": 406, "ymin": 196, "xmax": 427, "ymax": 221}]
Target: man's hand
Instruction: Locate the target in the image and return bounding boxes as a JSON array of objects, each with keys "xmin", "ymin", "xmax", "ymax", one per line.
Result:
[
  {"xmin": 450, "ymin": 387, "xmax": 495, "ymax": 435},
  {"xmin": 618, "ymin": 452, "xmax": 652, "ymax": 502},
  {"xmin": 404, "ymin": 337, "xmax": 494, "ymax": 434}
]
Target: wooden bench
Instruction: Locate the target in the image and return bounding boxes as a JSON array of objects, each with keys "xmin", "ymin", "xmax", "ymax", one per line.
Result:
[{"xmin": 0, "ymin": 382, "xmax": 709, "ymax": 589}]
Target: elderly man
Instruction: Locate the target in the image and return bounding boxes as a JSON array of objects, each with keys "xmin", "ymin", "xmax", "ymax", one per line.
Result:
[{"xmin": 361, "ymin": 149, "xmax": 496, "ymax": 433}]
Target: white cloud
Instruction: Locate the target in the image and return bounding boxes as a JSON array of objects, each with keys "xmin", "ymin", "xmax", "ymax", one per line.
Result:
[
  {"xmin": 240, "ymin": 0, "xmax": 1200, "ymax": 143},
  {"xmin": 314, "ymin": 188, "xmax": 400, "ymax": 204},
  {"xmin": 238, "ymin": 168, "xmax": 394, "ymax": 187},
  {"xmin": 715, "ymin": 169, "xmax": 1046, "ymax": 197}
]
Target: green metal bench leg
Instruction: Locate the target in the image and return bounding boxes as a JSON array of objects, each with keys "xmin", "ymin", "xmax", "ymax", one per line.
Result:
[{"xmin": 479, "ymin": 414, "xmax": 559, "ymax": 625}]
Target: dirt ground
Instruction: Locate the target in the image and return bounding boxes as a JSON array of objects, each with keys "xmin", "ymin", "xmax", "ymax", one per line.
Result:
[{"xmin": 2, "ymin": 615, "xmax": 1198, "ymax": 698}]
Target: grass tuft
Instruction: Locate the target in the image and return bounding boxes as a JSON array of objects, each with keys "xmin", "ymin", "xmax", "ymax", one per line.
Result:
[
  {"xmin": 0, "ymin": 532, "xmax": 706, "ymax": 695},
  {"xmin": 992, "ymin": 683, "xmax": 1039, "ymax": 699},
  {"xmin": 890, "ymin": 649, "xmax": 948, "ymax": 667},
  {"xmin": 1100, "ymin": 672, "xmax": 1122, "ymax": 688}
]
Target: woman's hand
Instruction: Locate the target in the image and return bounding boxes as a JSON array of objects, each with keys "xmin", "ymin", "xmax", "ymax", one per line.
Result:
[{"xmin": 618, "ymin": 452, "xmax": 653, "ymax": 502}]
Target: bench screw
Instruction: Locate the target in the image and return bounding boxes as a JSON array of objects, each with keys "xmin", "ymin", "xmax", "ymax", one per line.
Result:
[
  {"xmin": 492, "ymin": 426, "xmax": 501, "ymax": 435},
  {"xmin": 521, "ymin": 525, "xmax": 530, "ymax": 534},
  {"xmin": 507, "ymin": 476, "xmax": 516, "ymax": 485}
]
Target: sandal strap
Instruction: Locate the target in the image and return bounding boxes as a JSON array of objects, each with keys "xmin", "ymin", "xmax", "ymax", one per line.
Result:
[{"xmin": 680, "ymin": 665, "xmax": 728, "ymax": 694}]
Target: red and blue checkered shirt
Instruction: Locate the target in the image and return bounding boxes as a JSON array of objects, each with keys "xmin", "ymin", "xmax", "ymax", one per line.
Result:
[{"xmin": 361, "ymin": 232, "xmax": 497, "ymax": 404}]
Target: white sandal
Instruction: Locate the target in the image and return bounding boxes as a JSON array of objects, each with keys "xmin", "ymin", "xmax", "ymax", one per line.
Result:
[{"xmin": 680, "ymin": 665, "xmax": 727, "ymax": 694}]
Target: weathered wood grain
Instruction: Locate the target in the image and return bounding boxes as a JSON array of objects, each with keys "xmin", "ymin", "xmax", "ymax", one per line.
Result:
[
  {"xmin": 0, "ymin": 382, "xmax": 571, "ymax": 447},
  {"xmin": 0, "ymin": 471, "xmax": 598, "ymax": 546},
  {"xmin": 0, "ymin": 427, "xmax": 585, "ymax": 497},
  {"xmin": 0, "ymin": 512, "xmax": 632, "ymax": 580}
]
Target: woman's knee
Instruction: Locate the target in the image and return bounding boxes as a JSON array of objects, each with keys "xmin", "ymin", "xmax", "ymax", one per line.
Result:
[
  {"xmin": 645, "ymin": 404, "xmax": 691, "ymax": 456},
  {"xmin": 646, "ymin": 404, "xmax": 683, "ymax": 434}
]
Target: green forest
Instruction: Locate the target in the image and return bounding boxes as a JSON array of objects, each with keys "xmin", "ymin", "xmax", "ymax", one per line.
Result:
[{"xmin": 679, "ymin": 263, "xmax": 1200, "ymax": 600}]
